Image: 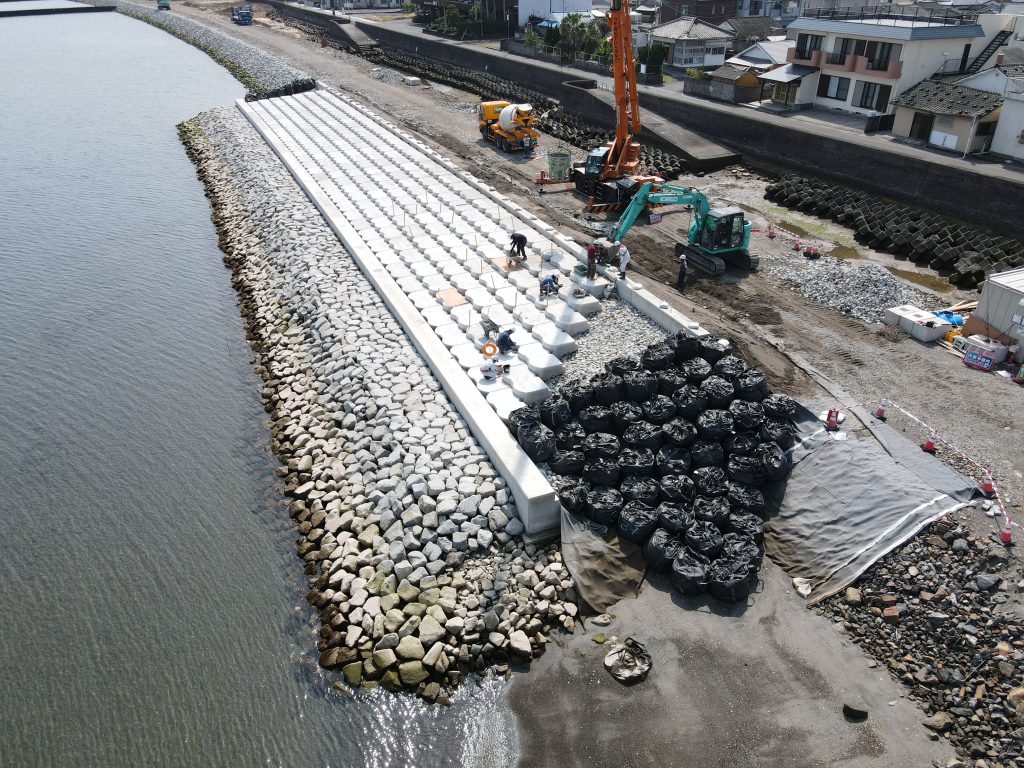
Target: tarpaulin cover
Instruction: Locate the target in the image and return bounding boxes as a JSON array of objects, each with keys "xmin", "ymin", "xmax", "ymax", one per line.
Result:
[
  {"xmin": 560, "ymin": 508, "xmax": 646, "ymax": 614},
  {"xmin": 765, "ymin": 405, "xmax": 979, "ymax": 604}
]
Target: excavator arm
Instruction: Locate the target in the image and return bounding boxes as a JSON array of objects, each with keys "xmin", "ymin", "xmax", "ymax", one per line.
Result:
[{"xmin": 610, "ymin": 182, "xmax": 708, "ymax": 241}]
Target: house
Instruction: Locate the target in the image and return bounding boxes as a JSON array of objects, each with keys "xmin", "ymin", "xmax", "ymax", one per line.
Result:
[
  {"xmin": 781, "ymin": 7, "xmax": 1016, "ymax": 116},
  {"xmin": 990, "ymin": 76, "xmax": 1024, "ymax": 161},
  {"xmin": 892, "ymin": 78, "xmax": 1002, "ymax": 152},
  {"xmin": 955, "ymin": 61, "xmax": 1024, "ymax": 95},
  {"xmin": 727, "ymin": 38, "xmax": 794, "ymax": 70},
  {"xmin": 517, "ymin": 0, "xmax": 592, "ymax": 28},
  {"xmin": 719, "ymin": 15, "xmax": 783, "ymax": 45},
  {"xmin": 756, "ymin": 61, "xmax": 819, "ymax": 107},
  {"xmin": 648, "ymin": 16, "xmax": 735, "ymax": 69},
  {"xmin": 634, "ymin": 0, "xmax": 738, "ymax": 26},
  {"xmin": 683, "ymin": 63, "xmax": 765, "ymax": 100}
]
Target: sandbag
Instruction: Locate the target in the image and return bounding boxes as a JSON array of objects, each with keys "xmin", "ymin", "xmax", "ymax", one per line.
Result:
[
  {"xmin": 642, "ymin": 342, "xmax": 674, "ymax": 371},
  {"xmin": 655, "ymin": 444, "xmax": 691, "ymax": 476},
  {"xmin": 729, "ymin": 400, "xmax": 765, "ymax": 432},
  {"xmin": 672, "ymin": 385, "xmax": 708, "ymax": 421},
  {"xmin": 517, "ymin": 422, "xmax": 555, "ymax": 463},
  {"xmin": 617, "ymin": 501, "xmax": 660, "ymax": 544},
  {"xmin": 539, "ymin": 396, "xmax": 573, "ymax": 430},
  {"xmin": 684, "ymin": 520, "xmax": 723, "ymax": 559},
  {"xmin": 724, "ymin": 432, "xmax": 760, "ymax": 457},
  {"xmin": 554, "ymin": 422, "xmax": 587, "ymax": 452},
  {"xmin": 670, "ymin": 547, "xmax": 710, "ymax": 596},
  {"xmin": 579, "ymin": 405, "xmax": 613, "ymax": 435},
  {"xmin": 679, "ymin": 357, "xmax": 712, "ymax": 385},
  {"xmin": 693, "ymin": 495, "xmax": 731, "ymax": 529},
  {"xmin": 696, "ymin": 409, "xmax": 734, "ymax": 440},
  {"xmin": 591, "ymin": 373, "xmax": 625, "ymax": 406},
  {"xmin": 762, "ymin": 393, "xmax": 797, "ymax": 421},
  {"xmin": 734, "ymin": 368, "xmax": 769, "ymax": 402},
  {"xmin": 659, "ymin": 473, "xmax": 695, "ymax": 503},
  {"xmin": 761, "ymin": 418, "xmax": 795, "ymax": 450},
  {"xmin": 560, "ymin": 383, "xmax": 593, "ymax": 415},
  {"xmin": 549, "ymin": 449, "xmax": 586, "ymax": 476},
  {"xmin": 727, "ymin": 483, "xmax": 766, "ymax": 519},
  {"xmin": 757, "ymin": 441, "xmax": 791, "ymax": 482},
  {"xmin": 713, "ymin": 355, "xmax": 748, "ymax": 381},
  {"xmin": 583, "ymin": 432, "xmax": 620, "ymax": 459},
  {"xmin": 657, "ymin": 368, "xmax": 688, "ymax": 396},
  {"xmin": 661, "ymin": 417, "xmax": 697, "ymax": 447},
  {"xmin": 609, "ymin": 401, "xmax": 643, "ymax": 435},
  {"xmin": 619, "ymin": 474, "xmax": 660, "ymax": 507},
  {"xmin": 673, "ymin": 332, "xmax": 699, "ymax": 363},
  {"xmin": 642, "ymin": 395, "xmax": 677, "ymax": 425},
  {"xmin": 698, "ymin": 338, "xmax": 727, "ymax": 365},
  {"xmin": 618, "ymin": 447, "xmax": 655, "ymax": 477},
  {"xmin": 699, "ymin": 375, "xmax": 735, "ymax": 408},
  {"xmin": 691, "ymin": 466, "xmax": 728, "ymax": 497},
  {"xmin": 689, "ymin": 439, "xmax": 724, "ymax": 468},
  {"xmin": 728, "ymin": 512, "xmax": 765, "ymax": 545},
  {"xmin": 585, "ymin": 486, "xmax": 623, "ymax": 525},
  {"xmin": 622, "ymin": 421, "xmax": 662, "ymax": 450},
  {"xmin": 623, "ymin": 370, "xmax": 658, "ymax": 403},
  {"xmin": 558, "ymin": 483, "xmax": 587, "ymax": 514},
  {"xmin": 726, "ymin": 455, "xmax": 766, "ymax": 486},
  {"xmin": 508, "ymin": 405, "xmax": 540, "ymax": 438},
  {"xmin": 584, "ymin": 457, "xmax": 620, "ymax": 487},
  {"xmin": 707, "ymin": 557, "xmax": 756, "ymax": 602},
  {"xmin": 657, "ymin": 502, "xmax": 695, "ymax": 534},
  {"xmin": 721, "ymin": 532, "xmax": 763, "ymax": 568},
  {"xmin": 605, "ymin": 356, "xmax": 641, "ymax": 376},
  {"xmin": 643, "ymin": 528, "xmax": 682, "ymax": 572}
]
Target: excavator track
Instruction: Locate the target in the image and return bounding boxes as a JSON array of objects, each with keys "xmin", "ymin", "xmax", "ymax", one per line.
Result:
[{"xmin": 677, "ymin": 243, "xmax": 726, "ymax": 276}]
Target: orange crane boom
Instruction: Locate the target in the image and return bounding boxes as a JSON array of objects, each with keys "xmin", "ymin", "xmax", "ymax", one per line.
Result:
[{"xmin": 605, "ymin": 0, "xmax": 642, "ymax": 179}]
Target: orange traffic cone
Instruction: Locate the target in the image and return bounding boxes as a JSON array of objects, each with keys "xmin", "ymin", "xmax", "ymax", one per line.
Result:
[
  {"xmin": 981, "ymin": 470, "xmax": 995, "ymax": 496},
  {"xmin": 999, "ymin": 522, "xmax": 1013, "ymax": 545},
  {"xmin": 793, "ymin": 240, "xmax": 802, "ymax": 251},
  {"xmin": 767, "ymin": 226, "xmax": 777, "ymax": 239},
  {"xmin": 825, "ymin": 407, "xmax": 840, "ymax": 430},
  {"xmin": 922, "ymin": 431, "xmax": 938, "ymax": 453},
  {"xmin": 873, "ymin": 400, "xmax": 888, "ymax": 420}
]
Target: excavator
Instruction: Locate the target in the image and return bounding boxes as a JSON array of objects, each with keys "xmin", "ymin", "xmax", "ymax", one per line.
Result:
[
  {"xmin": 478, "ymin": 101, "xmax": 539, "ymax": 153},
  {"xmin": 606, "ymin": 181, "xmax": 758, "ymax": 275}
]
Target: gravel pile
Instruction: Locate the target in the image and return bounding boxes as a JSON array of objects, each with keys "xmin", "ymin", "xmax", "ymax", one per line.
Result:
[
  {"xmin": 816, "ymin": 514, "xmax": 1024, "ymax": 766},
  {"xmin": 95, "ymin": 0, "xmax": 307, "ymax": 92},
  {"xmin": 760, "ymin": 252, "xmax": 929, "ymax": 323},
  {"xmin": 180, "ymin": 108, "xmax": 576, "ymax": 699}
]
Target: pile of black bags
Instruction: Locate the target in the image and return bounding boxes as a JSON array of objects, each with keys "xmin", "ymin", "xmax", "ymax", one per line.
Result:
[{"xmin": 530, "ymin": 332, "xmax": 798, "ymax": 603}]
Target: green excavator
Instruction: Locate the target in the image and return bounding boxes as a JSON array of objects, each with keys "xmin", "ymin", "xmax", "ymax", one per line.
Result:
[{"xmin": 608, "ymin": 181, "xmax": 758, "ymax": 275}]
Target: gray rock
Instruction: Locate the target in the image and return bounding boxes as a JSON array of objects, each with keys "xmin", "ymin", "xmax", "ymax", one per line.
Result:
[
  {"xmin": 509, "ymin": 630, "xmax": 532, "ymax": 657},
  {"xmin": 396, "ymin": 635, "xmax": 425, "ymax": 661}
]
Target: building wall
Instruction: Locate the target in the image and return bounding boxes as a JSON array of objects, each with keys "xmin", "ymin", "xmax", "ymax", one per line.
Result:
[
  {"xmin": 956, "ymin": 68, "xmax": 1009, "ymax": 94},
  {"xmin": 893, "ymin": 107, "xmax": 1001, "ymax": 153},
  {"xmin": 518, "ymin": 0, "xmax": 592, "ymax": 27},
  {"xmin": 991, "ymin": 94, "xmax": 1024, "ymax": 159},
  {"xmin": 660, "ymin": 36, "xmax": 731, "ymax": 68}
]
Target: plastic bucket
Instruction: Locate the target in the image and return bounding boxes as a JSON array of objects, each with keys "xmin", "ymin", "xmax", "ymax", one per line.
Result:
[{"xmin": 547, "ymin": 151, "xmax": 571, "ymax": 181}]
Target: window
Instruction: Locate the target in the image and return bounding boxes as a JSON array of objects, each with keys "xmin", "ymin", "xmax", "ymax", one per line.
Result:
[
  {"xmin": 795, "ymin": 33, "xmax": 823, "ymax": 59},
  {"xmin": 864, "ymin": 41, "xmax": 900, "ymax": 70},
  {"xmin": 749, "ymin": 0, "xmax": 762, "ymax": 12},
  {"xmin": 851, "ymin": 80, "xmax": 892, "ymax": 111},
  {"xmin": 816, "ymin": 75, "xmax": 850, "ymax": 101}
]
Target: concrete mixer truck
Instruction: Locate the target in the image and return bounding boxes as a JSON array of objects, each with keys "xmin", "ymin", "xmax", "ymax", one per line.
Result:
[{"xmin": 478, "ymin": 101, "xmax": 539, "ymax": 153}]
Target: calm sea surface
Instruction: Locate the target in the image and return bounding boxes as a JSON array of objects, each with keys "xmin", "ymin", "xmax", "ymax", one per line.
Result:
[{"xmin": 0, "ymin": 11, "xmax": 514, "ymax": 768}]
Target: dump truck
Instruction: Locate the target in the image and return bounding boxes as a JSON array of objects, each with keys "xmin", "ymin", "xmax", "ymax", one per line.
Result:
[
  {"xmin": 231, "ymin": 5, "xmax": 253, "ymax": 24},
  {"xmin": 478, "ymin": 101, "xmax": 538, "ymax": 153}
]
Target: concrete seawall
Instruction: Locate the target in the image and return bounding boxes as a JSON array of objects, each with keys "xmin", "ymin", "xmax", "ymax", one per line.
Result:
[{"xmin": 0, "ymin": 4, "xmax": 114, "ymax": 15}]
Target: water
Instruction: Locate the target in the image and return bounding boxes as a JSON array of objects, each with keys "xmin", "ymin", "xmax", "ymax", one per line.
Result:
[{"xmin": 0, "ymin": 13, "xmax": 515, "ymax": 768}]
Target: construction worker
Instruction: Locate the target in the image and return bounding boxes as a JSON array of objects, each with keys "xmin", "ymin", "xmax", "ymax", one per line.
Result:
[
  {"xmin": 496, "ymin": 328, "xmax": 517, "ymax": 354},
  {"xmin": 539, "ymin": 273, "xmax": 561, "ymax": 297},
  {"xmin": 615, "ymin": 241, "xmax": 630, "ymax": 279},
  {"xmin": 586, "ymin": 241, "xmax": 599, "ymax": 280},
  {"xmin": 510, "ymin": 232, "xmax": 528, "ymax": 261},
  {"xmin": 676, "ymin": 250, "xmax": 687, "ymax": 292}
]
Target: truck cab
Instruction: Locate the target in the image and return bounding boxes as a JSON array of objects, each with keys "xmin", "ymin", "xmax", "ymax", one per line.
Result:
[
  {"xmin": 156, "ymin": 0, "xmax": 171, "ymax": 10},
  {"xmin": 231, "ymin": 5, "xmax": 253, "ymax": 23}
]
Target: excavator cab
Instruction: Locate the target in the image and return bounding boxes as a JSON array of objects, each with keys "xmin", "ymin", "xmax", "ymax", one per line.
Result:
[
  {"xmin": 584, "ymin": 148, "xmax": 608, "ymax": 177},
  {"xmin": 697, "ymin": 206, "xmax": 747, "ymax": 252}
]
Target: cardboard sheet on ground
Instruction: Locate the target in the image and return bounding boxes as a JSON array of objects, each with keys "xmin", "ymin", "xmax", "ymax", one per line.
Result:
[
  {"xmin": 560, "ymin": 508, "xmax": 647, "ymax": 613},
  {"xmin": 766, "ymin": 405, "xmax": 980, "ymax": 604}
]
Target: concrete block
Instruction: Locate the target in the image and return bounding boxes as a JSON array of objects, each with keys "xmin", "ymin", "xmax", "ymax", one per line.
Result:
[
  {"xmin": 559, "ymin": 286, "xmax": 601, "ymax": 315},
  {"xmin": 531, "ymin": 322, "xmax": 578, "ymax": 356},
  {"xmin": 507, "ymin": 368, "xmax": 550, "ymax": 404},
  {"xmin": 516, "ymin": 342, "xmax": 564, "ymax": 380},
  {"xmin": 487, "ymin": 389, "xmax": 525, "ymax": 424},
  {"xmin": 544, "ymin": 303, "xmax": 590, "ymax": 335}
]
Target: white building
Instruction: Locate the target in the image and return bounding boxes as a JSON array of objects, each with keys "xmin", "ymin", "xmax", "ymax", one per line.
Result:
[
  {"xmin": 648, "ymin": 16, "xmax": 735, "ymax": 69},
  {"xmin": 991, "ymin": 75, "xmax": 1024, "ymax": 160},
  {"xmin": 518, "ymin": 0, "xmax": 592, "ymax": 27}
]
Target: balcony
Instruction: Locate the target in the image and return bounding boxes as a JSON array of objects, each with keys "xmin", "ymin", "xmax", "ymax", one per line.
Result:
[
  {"xmin": 787, "ymin": 47, "xmax": 825, "ymax": 67},
  {"xmin": 822, "ymin": 52, "xmax": 856, "ymax": 72},
  {"xmin": 853, "ymin": 56, "xmax": 902, "ymax": 79}
]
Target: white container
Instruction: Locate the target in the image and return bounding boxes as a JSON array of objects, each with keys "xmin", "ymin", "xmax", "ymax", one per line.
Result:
[
  {"xmin": 964, "ymin": 335, "xmax": 1009, "ymax": 364},
  {"xmin": 883, "ymin": 304, "xmax": 918, "ymax": 327},
  {"xmin": 910, "ymin": 318, "xmax": 952, "ymax": 343}
]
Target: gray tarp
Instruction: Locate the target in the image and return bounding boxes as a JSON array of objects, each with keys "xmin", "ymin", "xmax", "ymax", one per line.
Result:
[{"xmin": 560, "ymin": 509, "xmax": 647, "ymax": 614}]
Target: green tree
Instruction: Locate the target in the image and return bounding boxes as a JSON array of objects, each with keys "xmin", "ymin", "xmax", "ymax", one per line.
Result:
[
  {"xmin": 581, "ymin": 22, "xmax": 603, "ymax": 55},
  {"xmin": 524, "ymin": 27, "xmax": 541, "ymax": 47},
  {"xmin": 443, "ymin": 3, "xmax": 460, "ymax": 31},
  {"xmin": 557, "ymin": 12, "xmax": 587, "ymax": 57},
  {"xmin": 543, "ymin": 24, "xmax": 560, "ymax": 47},
  {"xmin": 637, "ymin": 42, "xmax": 667, "ymax": 65}
]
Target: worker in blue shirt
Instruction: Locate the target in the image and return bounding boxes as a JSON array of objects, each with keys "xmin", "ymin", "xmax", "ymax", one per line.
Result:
[
  {"xmin": 539, "ymin": 273, "xmax": 561, "ymax": 297},
  {"xmin": 496, "ymin": 328, "xmax": 517, "ymax": 354}
]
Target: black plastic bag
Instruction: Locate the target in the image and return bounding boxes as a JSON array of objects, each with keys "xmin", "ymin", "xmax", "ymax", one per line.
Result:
[
  {"xmin": 618, "ymin": 447, "xmax": 655, "ymax": 477},
  {"xmin": 623, "ymin": 370, "xmax": 658, "ymax": 403},
  {"xmin": 591, "ymin": 372, "xmax": 625, "ymax": 406},
  {"xmin": 642, "ymin": 395, "xmax": 677, "ymax": 425},
  {"xmin": 517, "ymin": 422, "xmax": 555, "ymax": 462},
  {"xmin": 549, "ymin": 449, "xmax": 586, "ymax": 476},
  {"xmin": 610, "ymin": 401, "xmax": 644, "ymax": 435},
  {"xmin": 539, "ymin": 396, "xmax": 573, "ymax": 430},
  {"xmin": 699, "ymin": 376, "xmax": 735, "ymax": 408},
  {"xmin": 659, "ymin": 473, "xmax": 695, "ymax": 503},
  {"xmin": 657, "ymin": 502, "xmax": 695, "ymax": 534},
  {"xmin": 585, "ymin": 486, "xmax": 623, "ymax": 525},
  {"xmin": 642, "ymin": 342, "xmax": 674, "ymax": 371},
  {"xmin": 672, "ymin": 385, "xmax": 708, "ymax": 421},
  {"xmin": 728, "ymin": 513, "xmax": 765, "ymax": 545},
  {"xmin": 508, "ymin": 405, "xmax": 540, "ymax": 438},
  {"xmin": 721, "ymin": 532, "xmax": 763, "ymax": 567},
  {"xmin": 655, "ymin": 445, "xmax": 691, "ymax": 476},
  {"xmin": 762, "ymin": 393, "xmax": 797, "ymax": 421},
  {"xmin": 605, "ymin": 356, "xmax": 642, "ymax": 376},
  {"xmin": 560, "ymin": 383, "xmax": 594, "ymax": 415},
  {"xmin": 679, "ymin": 357, "xmax": 712, "ymax": 385},
  {"xmin": 657, "ymin": 368, "xmax": 688, "ymax": 396},
  {"xmin": 661, "ymin": 417, "xmax": 697, "ymax": 448},
  {"xmin": 707, "ymin": 557, "xmax": 756, "ymax": 602},
  {"xmin": 558, "ymin": 483, "xmax": 587, "ymax": 514},
  {"xmin": 693, "ymin": 495, "xmax": 731, "ymax": 529},
  {"xmin": 729, "ymin": 400, "xmax": 765, "ymax": 432},
  {"xmin": 579, "ymin": 405, "xmax": 614, "ymax": 435},
  {"xmin": 620, "ymin": 474, "xmax": 660, "ymax": 506},
  {"xmin": 583, "ymin": 431, "xmax": 620, "ymax": 459},
  {"xmin": 724, "ymin": 432, "xmax": 760, "ymax": 457},
  {"xmin": 691, "ymin": 466, "xmax": 728, "ymax": 497},
  {"xmin": 757, "ymin": 441, "xmax": 791, "ymax": 482},
  {"xmin": 684, "ymin": 520, "xmax": 723, "ymax": 559},
  {"xmin": 727, "ymin": 455, "xmax": 766, "ymax": 486},
  {"xmin": 689, "ymin": 439, "xmax": 724, "ymax": 468},
  {"xmin": 734, "ymin": 368, "xmax": 769, "ymax": 402},
  {"xmin": 713, "ymin": 355, "xmax": 748, "ymax": 381},
  {"xmin": 698, "ymin": 338, "xmax": 727, "ymax": 365},
  {"xmin": 697, "ymin": 409, "xmax": 734, "ymax": 440},
  {"xmin": 670, "ymin": 547, "xmax": 710, "ymax": 595},
  {"xmin": 643, "ymin": 528, "xmax": 682, "ymax": 572},
  {"xmin": 585, "ymin": 457, "xmax": 620, "ymax": 487},
  {"xmin": 727, "ymin": 483, "xmax": 766, "ymax": 519},
  {"xmin": 555, "ymin": 422, "xmax": 587, "ymax": 452},
  {"xmin": 673, "ymin": 332, "xmax": 699, "ymax": 363},
  {"xmin": 622, "ymin": 421, "xmax": 662, "ymax": 450},
  {"xmin": 761, "ymin": 418, "xmax": 795, "ymax": 450},
  {"xmin": 617, "ymin": 501, "xmax": 660, "ymax": 544}
]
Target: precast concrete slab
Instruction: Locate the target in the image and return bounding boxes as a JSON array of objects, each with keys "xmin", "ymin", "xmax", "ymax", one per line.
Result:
[
  {"xmin": 559, "ymin": 287, "xmax": 602, "ymax": 315},
  {"xmin": 531, "ymin": 323, "xmax": 578, "ymax": 356},
  {"xmin": 507, "ymin": 368, "xmax": 551, "ymax": 404},
  {"xmin": 487, "ymin": 389, "xmax": 525, "ymax": 424},
  {"xmin": 516, "ymin": 343, "xmax": 565, "ymax": 379},
  {"xmin": 434, "ymin": 323, "xmax": 468, "ymax": 348},
  {"xmin": 544, "ymin": 304, "xmax": 590, "ymax": 336},
  {"xmin": 421, "ymin": 306, "xmax": 453, "ymax": 328}
]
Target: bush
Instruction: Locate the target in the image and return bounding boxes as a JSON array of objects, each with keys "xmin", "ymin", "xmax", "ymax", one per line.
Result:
[
  {"xmin": 523, "ymin": 27, "xmax": 541, "ymax": 47},
  {"xmin": 637, "ymin": 42, "xmax": 667, "ymax": 65}
]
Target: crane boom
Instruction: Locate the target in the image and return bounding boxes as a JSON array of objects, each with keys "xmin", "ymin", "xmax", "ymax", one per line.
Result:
[{"xmin": 606, "ymin": 0, "xmax": 642, "ymax": 180}]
